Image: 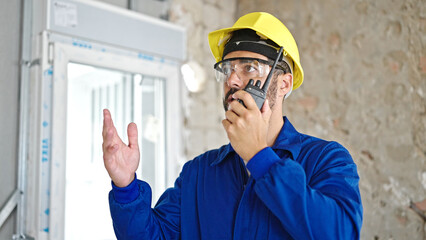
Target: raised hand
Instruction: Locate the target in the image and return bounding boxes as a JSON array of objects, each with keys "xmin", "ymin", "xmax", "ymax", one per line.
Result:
[{"xmin": 102, "ymin": 109, "xmax": 140, "ymax": 187}]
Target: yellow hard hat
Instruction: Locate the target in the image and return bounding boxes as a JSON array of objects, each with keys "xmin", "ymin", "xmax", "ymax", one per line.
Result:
[{"xmin": 208, "ymin": 12, "xmax": 304, "ymax": 90}]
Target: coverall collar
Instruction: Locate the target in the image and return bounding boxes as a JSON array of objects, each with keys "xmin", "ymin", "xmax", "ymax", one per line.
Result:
[{"xmin": 211, "ymin": 116, "xmax": 302, "ymax": 166}]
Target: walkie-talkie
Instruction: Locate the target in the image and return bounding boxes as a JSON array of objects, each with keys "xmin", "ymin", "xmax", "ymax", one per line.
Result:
[{"xmin": 238, "ymin": 47, "xmax": 284, "ymax": 109}]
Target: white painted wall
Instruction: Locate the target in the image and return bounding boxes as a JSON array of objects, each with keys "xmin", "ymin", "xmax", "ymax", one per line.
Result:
[{"xmin": 0, "ymin": 0, "xmax": 22, "ymax": 239}]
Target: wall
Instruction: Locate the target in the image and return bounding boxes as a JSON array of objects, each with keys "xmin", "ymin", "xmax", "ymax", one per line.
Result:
[
  {"xmin": 0, "ymin": 0, "xmax": 22, "ymax": 239},
  {"xmin": 130, "ymin": 0, "xmax": 425, "ymax": 238},
  {"xmin": 233, "ymin": 0, "xmax": 424, "ymax": 239},
  {"xmin": 168, "ymin": 0, "xmax": 237, "ymax": 158}
]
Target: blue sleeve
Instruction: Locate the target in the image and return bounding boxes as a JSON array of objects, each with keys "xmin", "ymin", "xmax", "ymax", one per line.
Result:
[
  {"xmin": 108, "ymin": 172, "xmax": 183, "ymax": 240},
  {"xmin": 246, "ymin": 143, "xmax": 363, "ymax": 239}
]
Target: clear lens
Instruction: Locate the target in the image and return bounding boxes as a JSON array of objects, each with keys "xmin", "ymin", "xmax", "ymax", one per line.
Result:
[
  {"xmin": 214, "ymin": 58, "xmax": 271, "ymax": 83},
  {"xmin": 214, "ymin": 67, "xmax": 228, "ymax": 82}
]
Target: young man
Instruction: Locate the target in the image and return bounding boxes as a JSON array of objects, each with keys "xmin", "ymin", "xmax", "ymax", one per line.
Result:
[{"xmin": 103, "ymin": 12, "xmax": 363, "ymax": 239}]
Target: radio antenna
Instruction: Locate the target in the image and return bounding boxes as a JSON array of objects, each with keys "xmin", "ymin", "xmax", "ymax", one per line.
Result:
[{"xmin": 262, "ymin": 47, "xmax": 284, "ymax": 91}]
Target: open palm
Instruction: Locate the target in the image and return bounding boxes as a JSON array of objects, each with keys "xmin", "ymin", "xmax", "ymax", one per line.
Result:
[{"xmin": 102, "ymin": 109, "xmax": 140, "ymax": 187}]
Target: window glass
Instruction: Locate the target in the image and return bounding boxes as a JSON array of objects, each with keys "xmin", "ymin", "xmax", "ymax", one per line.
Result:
[{"xmin": 65, "ymin": 63, "xmax": 166, "ymax": 240}]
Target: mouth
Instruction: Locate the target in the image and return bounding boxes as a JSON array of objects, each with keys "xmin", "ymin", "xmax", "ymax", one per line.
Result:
[
  {"xmin": 227, "ymin": 94, "xmax": 236, "ymax": 103},
  {"xmin": 225, "ymin": 88, "xmax": 238, "ymax": 103},
  {"xmin": 223, "ymin": 88, "xmax": 239, "ymax": 111}
]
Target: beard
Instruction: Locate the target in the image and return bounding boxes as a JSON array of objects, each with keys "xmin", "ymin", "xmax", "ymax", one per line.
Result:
[
  {"xmin": 222, "ymin": 87, "xmax": 238, "ymax": 111},
  {"xmin": 222, "ymin": 75, "xmax": 278, "ymax": 111}
]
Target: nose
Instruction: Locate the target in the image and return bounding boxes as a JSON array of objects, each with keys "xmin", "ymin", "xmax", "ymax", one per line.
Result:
[{"xmin": 226, "ymin": 71, "xmax": 243, "ymax": 89}]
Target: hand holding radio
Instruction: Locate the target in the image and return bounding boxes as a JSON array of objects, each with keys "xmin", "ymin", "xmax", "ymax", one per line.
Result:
[
  {"xmin": 223, "ymin": 47, "xmax": 283, "ymax": 162},
  {"xmin": 223, "ymin": 91, "xmax": 272, "ymax": 162}
]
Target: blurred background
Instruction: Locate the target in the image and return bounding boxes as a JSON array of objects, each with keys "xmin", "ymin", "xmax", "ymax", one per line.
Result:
[{"xmin": 0, "ymin": 0, "xmax": 424, "ymax": 239}]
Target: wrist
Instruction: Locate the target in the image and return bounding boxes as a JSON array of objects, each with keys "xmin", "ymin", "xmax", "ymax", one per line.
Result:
[
  {"xmin": 113, "ymin": 173, "xmax": 135, "ymax": 188},
  {"xmin": 111, "ymin": 173, "xmax": 139, "ymax": 204},
  {"xmin": 242, "ymin": 144, "xmax": 268, "ymax": 163}
]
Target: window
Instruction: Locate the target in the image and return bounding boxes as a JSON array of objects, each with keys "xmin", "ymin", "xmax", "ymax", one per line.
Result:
[
  {"xmin": 26, "ymin": 38, "xmax": 183, "ymax": 240},
  {"xmin": 65, "ymin": 63, "xmax": 167, "ymax": 239},
  {"xmin": 22, "ymin": 2, "xmax": 185, "ymax": 239}
]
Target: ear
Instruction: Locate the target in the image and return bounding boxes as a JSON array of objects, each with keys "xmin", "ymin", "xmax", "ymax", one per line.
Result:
[{"xmin": 278, "ymin": 73, "xmax": 293, "ymax": 98}]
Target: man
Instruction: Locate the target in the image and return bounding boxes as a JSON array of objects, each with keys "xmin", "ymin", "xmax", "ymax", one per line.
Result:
[{"xmin": 103, "ymin": 12, "xmax": 363, "ymax": 239}]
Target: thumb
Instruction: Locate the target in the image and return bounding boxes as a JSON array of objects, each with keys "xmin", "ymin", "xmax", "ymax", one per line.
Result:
[
  {"xmin": 261, "ymin": 99, "xmax": 272, "ymax": 122},
  {"xmin": 127, "ymin": 122, "xmax": 139, "ymax": 149}
]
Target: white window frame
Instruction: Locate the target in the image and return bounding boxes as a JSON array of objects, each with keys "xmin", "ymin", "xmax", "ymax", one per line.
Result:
[
  {"xmin": 22, "ymin": 1, "xmax": 186, "ymax": 239},
  {"xmin": 27, "ymin": 31, "xmax": 184, "ymax": 240}
]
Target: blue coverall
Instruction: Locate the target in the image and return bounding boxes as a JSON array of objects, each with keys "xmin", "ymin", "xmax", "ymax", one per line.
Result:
[{"xmin": 109, "ymin": 117, "xmax": 363, "ymax": 239}]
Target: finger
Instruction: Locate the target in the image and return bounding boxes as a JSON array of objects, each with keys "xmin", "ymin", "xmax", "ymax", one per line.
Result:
[
  {"xmin": 102, "ymin": 109, "xmax": 110, "ymax": 138},
  {"xmin": 225, "ymin": 109, "xmax": 239, "ymax": 124},
  {"xmin": 103, "ymin": 109, "xmax": 120, "ymax": 140},
  {"xmin": 103, "ymin": 128, "xmax": 117, "ymax": 150},
  {"xmin": 103, "ymin": 109, "xmax": 117, "ymax": 138},
  {"xmin": 228, "ymin": 99, "xmax": 246, "ymax": 116},
  {"xmin": 103, "ymin": 127, "xmax": 116, "ymax": 152},
  {"xmin": 103, "ymin": 109, "xmax": 112, "ymax": 127},
  {"xmin": 222, "ymin": 119, "xmax": 232, "ymax": 133},
  {"xmin": 127, "ymin": 122, "xmax": 139, "ymax": 149},
  {"xmin": 233, "ymin": 90, "xmax": 257, "ymax": 110},
  {"xmin": 106, "ymin": 143, "xmax": 119, "ymax": 155},
  {"xmin": 103, "ymin": 110, "xmax": 113, "ymax": 146},
  {"xmin": 261, "ymin": 99, "xmax": 272, "ymax": 123}
]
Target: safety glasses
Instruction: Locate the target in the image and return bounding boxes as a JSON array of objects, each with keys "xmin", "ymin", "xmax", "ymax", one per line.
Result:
[{"xmin": 213, "ymin": 57, "xmax": 276, "ymax": 83}]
